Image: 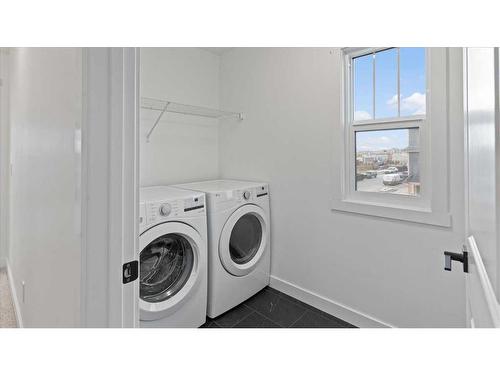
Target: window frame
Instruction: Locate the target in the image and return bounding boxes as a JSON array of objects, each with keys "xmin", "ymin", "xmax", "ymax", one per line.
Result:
[{"xmin": 331, "ymin": 47, "xmax": 451, "ymax": 227}]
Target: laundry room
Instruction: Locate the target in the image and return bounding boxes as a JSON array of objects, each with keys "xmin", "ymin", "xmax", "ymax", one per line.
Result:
[
  {"xmin": 137, "ymin": 47, "xmax": 467, "ymax": 329},
  {"xmin": 0, "ymin": 46, "xmax": 497, "ymax": 331}
]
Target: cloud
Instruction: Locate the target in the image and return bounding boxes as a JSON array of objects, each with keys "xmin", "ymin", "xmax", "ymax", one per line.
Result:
[
  {"xmin": 356, "ymin": 129, "xmax": 410, "ymax": 151},
  {"xmin": 354, "ymin": 110, "xmax": 372, "ymax": 121},
  {"xmin": 387, "ymin": 94, "xmax": 398, "ymax": 107},
  {"xmin": 357, "ymin": 135, "xmax": 396, "ymax": 151},
  {"xmin": 386, "ymin": 92, "xmax": 426, "ymax": 115},
  {"xmin": 402, "ymin": 92, "xmax": 426, "ymax": 115}
]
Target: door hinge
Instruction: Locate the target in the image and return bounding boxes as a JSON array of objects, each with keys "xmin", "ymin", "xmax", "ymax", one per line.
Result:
[
  {"xmin": 123, "ymin": 260, "xmax": 139, "ymax": 284},
  {"xmin": 444, "ymin": 247, "xmax": 468, "ymax": 273}
]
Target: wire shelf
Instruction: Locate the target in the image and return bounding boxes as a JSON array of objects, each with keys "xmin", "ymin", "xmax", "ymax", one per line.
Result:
[{"xmin": 141, "ymin": 97, "xmax": 243, "ymax": 142}]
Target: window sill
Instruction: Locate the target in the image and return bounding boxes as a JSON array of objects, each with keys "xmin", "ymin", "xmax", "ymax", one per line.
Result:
[{"xmin": 330, "ymin": 198, "xmax": 451, "ymax": 227}]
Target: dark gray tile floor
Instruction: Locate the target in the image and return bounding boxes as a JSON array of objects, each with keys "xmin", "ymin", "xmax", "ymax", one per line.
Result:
[{"xmin": 201, "ymin": 286, "xmax": 357, "ymax": 328}]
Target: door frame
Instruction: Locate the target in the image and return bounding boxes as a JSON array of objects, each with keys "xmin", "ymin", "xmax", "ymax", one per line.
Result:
[{"xmin": 80, "ymin": 48, "xmax": 140, "ymax": 327}]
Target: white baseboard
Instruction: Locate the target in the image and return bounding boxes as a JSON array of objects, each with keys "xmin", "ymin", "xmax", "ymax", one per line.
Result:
[
  {"xmin": 6, "ymin": 261, "xmax": 23, "ymax": 328},
  {"xmin": 270, "ymin": 275, "xmax": 394, "ymax": 328}
]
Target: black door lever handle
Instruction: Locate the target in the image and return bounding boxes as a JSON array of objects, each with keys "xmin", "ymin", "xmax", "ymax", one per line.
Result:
[{"xmin": 444, "ymin": 249, "xmax": 468, "ymax": 273}]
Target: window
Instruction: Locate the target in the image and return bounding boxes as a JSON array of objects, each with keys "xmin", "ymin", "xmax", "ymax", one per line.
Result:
[
  {"xmin": 351, "ymin": 48, "xmax": 425, "ymax": 197},
  {"xmin": 332, "ymin": 47, "xmax": 452, "ymax": 227}
]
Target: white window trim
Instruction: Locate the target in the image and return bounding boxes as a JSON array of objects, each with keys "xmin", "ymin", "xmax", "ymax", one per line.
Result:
[{"xmin": 331, "ymin": 47, "xmax": 451, "ymax": 227}]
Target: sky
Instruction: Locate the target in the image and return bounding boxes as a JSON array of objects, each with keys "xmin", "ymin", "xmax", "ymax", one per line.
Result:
[
  {"xmin": 356, "ymin": 129, "xmax": 409, "ymax": 152},
  {"xmin": 354, "ymin": 48, "xmax": 425, "ymax": 152}
]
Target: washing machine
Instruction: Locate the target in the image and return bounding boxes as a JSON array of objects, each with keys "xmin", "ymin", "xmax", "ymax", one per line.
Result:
[
  {"xmin": 139, "ymin": 186, "xmax": 207, "ymax": 328},
  {"xmin": 174, "ymin": 180, "xmax": 270, "ymax": 318}
]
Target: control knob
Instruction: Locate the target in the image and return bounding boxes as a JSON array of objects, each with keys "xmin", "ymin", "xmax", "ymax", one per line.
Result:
[
  {"xmin": 159, "ymin": 203, "xmax": 172, "ymax": 216},
  {"xmin": 243, "ymin": 191, "xmax": 251, "ymax": 200}
]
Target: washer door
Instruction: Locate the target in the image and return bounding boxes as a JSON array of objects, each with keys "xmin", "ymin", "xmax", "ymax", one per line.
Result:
[
  {"xmin": 139, "ymin": 222, "xmax": 202, "ymax": 321},
  {"xmin": 219, "ymin": 204, "xmax": 268, "ymax": 276}
]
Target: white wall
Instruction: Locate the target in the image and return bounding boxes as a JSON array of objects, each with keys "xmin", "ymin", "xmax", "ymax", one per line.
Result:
[
  {"xmin": 140, "ymin": 48, "xmax": 220, "ymax": 186},
  {"xmin": 8, "ymin": 48, "xmax": 82, "ymax": 327},
  {"xmin": 219, "ymin": 48, "xmax": 466, "ymax": 327},
  {"xmin": 0, "ymin": 49, "xmax": 10, "ymax": 267}
]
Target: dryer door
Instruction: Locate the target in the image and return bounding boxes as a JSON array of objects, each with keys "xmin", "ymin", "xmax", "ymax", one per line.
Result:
[
  {"xmin": 139, "ymin": 222, "xmax": 202, "ymax": 321},
  {"xmin": 219, "ymin": 204, "xmax": 269, "ymax": 276}
]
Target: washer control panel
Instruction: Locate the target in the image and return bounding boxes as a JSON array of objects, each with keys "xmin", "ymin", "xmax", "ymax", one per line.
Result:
[
  {"xmin": 144, "ymin": 200, "xmax": 180, "ymax": 225},
  {"xmin": 140, "ymin": 194, "xmax": 205, "ymax": 227}
]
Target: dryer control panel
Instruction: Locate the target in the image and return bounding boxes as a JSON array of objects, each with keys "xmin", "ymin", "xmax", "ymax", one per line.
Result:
[
  {"xmin": 211, "ymin": 185, "xmax": 269, "ymax": 208},
  {"xmin": 235, "ymin": 185, "xmax": 269, "ymax": 203}
]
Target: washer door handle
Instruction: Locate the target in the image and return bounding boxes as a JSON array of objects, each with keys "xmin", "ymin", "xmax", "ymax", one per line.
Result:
[{"xmin": 123, "ymin": 261, "xmax": 139, "ymax": 284}]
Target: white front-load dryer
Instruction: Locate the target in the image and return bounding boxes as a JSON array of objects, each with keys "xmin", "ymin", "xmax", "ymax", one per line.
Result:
[
  {"xmin": 174, "ymin": 180, "xmax": 270, "ymax": 318},
  {"xmin": 139, "ymin": 186, "xmax": 207, "ymax": 328}
]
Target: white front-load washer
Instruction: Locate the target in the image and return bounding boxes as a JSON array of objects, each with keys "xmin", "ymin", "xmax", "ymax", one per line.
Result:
[
  {"xmin": 174, "ymin": 180, "xmax": 270, "ymax": 318},
  {"xmin": 139, "ymin": 186, "xmax": 207, "ymax": 328}
]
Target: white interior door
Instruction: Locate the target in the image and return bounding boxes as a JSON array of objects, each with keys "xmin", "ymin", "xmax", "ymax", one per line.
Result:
[{"xmin": 462, "ymin": 47, "xmax": 500, "ymax": 327}]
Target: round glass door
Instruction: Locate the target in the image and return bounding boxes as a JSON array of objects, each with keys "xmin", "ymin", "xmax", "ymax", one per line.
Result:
[
  {"xmin": 140, "ymin": 233, "xmax": 194, "ymax": 303},
  {"xmin": 229, "ymin": 213, "xmax": 263, "ymax": 265}
]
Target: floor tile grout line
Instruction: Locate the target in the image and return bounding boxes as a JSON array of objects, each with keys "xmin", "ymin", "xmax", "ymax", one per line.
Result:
[
  {"xmin": 263, "ymin": 287, "xmax": 307, "ymax": 311},
  {"xmin": 245, "ymin": 288, "xmax": 322, "ymax": 328},
  {"xmin": 252, "ymin": 309, "xmax": 286, "ymax": 328},
  {"xmin": 229, "ymin": 308, "xmax": 257, "ymax": 328},
  {"xmin": 242, "ymin": 301, "xmax": 281, "ymax": 327},
  {"xmin": 288, "ymin": 309, "xmax": 309, "ymax": 328},
  {"xmin": 306, "ymin": 306, "xmax": 355, "ymax": 328},
  {"xmin": 268, "ymin": 287, "xmax": 318, "ymax": 312},
  {"xmin": 242, "ymin": 302, "xmax": 257, "ymax": 313},
  {"xmin": 243, "ymin": 291, "xmax": 292, "ymax": 327},
  {"xmin": 270, "ymin": 287, "xmax": 356, "ymax": 327},
  {"xmin": 301, "ymin": 305, "xmax": 354, "ymax": 328}
]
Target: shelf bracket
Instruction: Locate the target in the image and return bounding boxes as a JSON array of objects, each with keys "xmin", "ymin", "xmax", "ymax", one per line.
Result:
[{"xmin": 146, "ymin": 101, "xmax": 170, "ymax": 142}]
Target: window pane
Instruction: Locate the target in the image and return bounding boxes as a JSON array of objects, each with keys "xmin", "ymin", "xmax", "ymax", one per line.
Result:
[
  {"xmin": 375, "ymin": 48, "xmax": 398, "ymax": 119},
  {"xmin": 400, "ymin": 48, "xmax": 426, "ymax": 116},
  {"xmin": 353, "ymin": 54, "xmax": 373, "ymax": 121},
  {"xmin": 355, "ymin": 128, "xmax": 420, "ymax": 196}
]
